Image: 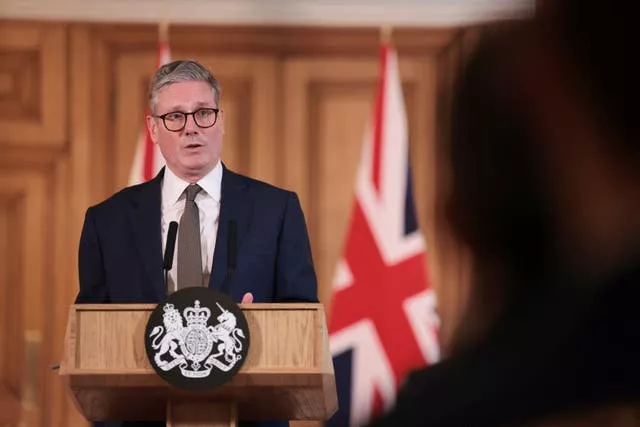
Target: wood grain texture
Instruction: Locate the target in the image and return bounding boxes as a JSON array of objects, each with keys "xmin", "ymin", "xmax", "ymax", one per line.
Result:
[
  {"xmin": 0, "ymin": 19, "xmax": 78, "ymax": 427},
  {"xmin": 168, "ymin": 401, "xmax": 237, "ymax": 427},
  {"xmin": 0, "ymin": 208, "xmax": 7, "ymax": 389},
  {"xmin": 0, "ymin": 383, "xmax": 21, "ymax": 424},
  {"xmin": 60, "ymin": 303, "xmax": 337, "ymax": 422},
  {"xmin": 0, "ymin": 22, "xmax": 67, "ymax": 146}
]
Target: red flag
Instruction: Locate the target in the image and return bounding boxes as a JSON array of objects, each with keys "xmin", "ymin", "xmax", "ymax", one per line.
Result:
[
  {"xmin": 327, "ymin": 42, "xmax": 440, "ymax": 427},
  {"xmin": 128, "ymin": 29, "xmax": 172, "ymax": 185}
]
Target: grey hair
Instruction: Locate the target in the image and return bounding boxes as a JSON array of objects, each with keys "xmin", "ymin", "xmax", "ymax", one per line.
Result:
[{"xmin": 148, "ymin": 59, "xmax": 221, "ymax": 115}]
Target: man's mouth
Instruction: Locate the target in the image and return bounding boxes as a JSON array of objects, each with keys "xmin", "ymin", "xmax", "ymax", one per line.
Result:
[{"xmin": 184, "ymin": 142, "xmax": 203, "ymax": 149}]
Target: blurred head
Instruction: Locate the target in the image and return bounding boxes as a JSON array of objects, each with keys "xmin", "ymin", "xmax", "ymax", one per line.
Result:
[
  {"xmin": 446, "ymin": 4, "xmax": 639, "ymax": 347},
  {"xmin": 446, "ymin": 24, "xmax": 554, "ymax": 281},
  {"xmin": 447, "ymin": 14, "xmax": 639, "ymax": 276},
  {"xmin": 443, "ymin": 25, "xmax": 555, "ymax": 348},
  {"xmin": 146, "ymin": 60, "xmax": 224, "ymax": 183}
]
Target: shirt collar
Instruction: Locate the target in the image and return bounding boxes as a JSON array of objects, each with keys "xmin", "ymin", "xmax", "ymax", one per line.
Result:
[{"xmin": 162, "ymin": 160, "xmax": 223, "ymax": 207}]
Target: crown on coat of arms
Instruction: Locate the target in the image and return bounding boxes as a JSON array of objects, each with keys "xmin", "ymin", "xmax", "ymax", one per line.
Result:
[{"xmin": 184, "ymin": 300, "xmax": 211, "ymax": 326}]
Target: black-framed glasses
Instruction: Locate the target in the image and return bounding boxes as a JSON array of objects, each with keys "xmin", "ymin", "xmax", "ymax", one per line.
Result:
[{"xmin": 154, "ymin": 108, "xmax": 219, "ymax": 132}]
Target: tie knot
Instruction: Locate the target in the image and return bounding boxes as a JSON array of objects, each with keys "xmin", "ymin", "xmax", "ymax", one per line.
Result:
[{"xmin": 185, "ymin": 184, "xmax": 202, "ymax": 202}]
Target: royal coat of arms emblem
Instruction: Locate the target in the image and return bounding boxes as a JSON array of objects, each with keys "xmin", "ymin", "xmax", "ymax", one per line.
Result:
[{"xmin": 145, "ymin": 287, "xmax": 250, "ymax": 390}]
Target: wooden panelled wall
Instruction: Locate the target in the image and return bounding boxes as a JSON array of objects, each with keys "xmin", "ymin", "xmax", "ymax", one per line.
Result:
[{"xmin": 0, "ymin": 20, "xmax": 479, "ymax": 427}]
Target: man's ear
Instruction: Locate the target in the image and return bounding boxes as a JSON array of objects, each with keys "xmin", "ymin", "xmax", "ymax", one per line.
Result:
[{"xmin": 146, "ymin": 115, "xmax": 159, "ymax": 143}]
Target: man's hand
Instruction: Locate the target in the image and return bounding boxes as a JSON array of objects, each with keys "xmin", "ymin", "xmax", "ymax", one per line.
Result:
[{"xmin": 241, "ymin": 292, "xmax": 254, "ymax": 304}]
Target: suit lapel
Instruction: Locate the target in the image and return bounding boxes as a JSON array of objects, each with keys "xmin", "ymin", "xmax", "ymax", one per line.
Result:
[
  {"xmin": 128, "ymin": 169, "xmax": 165, "ymax": 301},
  {"xmin": 209, "ymin": 165, "xmax": 252, "ymax": 293}
]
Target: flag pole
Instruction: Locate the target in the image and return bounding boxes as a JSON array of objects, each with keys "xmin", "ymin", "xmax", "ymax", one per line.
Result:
[
  {"xmin": 380, "ymin": 25, "xmax": 393, "ymax": 45},
  {"xmin": 158, "ymin": 20, "xmax": 170, "ymax": 43}
]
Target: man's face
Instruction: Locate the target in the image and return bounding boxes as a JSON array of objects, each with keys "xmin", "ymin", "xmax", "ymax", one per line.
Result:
[{"xmin": 147, "ymin": 80, "xmax": 224, "ymax": 182}]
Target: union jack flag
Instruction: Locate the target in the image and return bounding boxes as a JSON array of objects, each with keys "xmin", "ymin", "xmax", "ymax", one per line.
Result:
[
  {"xmin": 327, "ymin": 43, "xmax": 440, "ymax": 427},
  {"xmin": 128, "ymin": 24, "xmax": 171, "ymax": 185}
]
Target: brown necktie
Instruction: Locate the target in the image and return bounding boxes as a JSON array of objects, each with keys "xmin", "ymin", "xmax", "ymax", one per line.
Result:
[{"xmin": 177, "ymin": 183, "xmax": 203, "ymax": 289}]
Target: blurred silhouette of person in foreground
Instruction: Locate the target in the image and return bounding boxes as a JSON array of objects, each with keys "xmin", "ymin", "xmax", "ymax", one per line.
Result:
[{"xmin": 364, "ymin": 0, "xmax": 640, "ymax": 426}]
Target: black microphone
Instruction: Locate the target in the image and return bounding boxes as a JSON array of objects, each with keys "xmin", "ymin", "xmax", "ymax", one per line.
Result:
[
  {"xmin": 163, "ymin": 221, "xmax": 178, "ymax": 293},
  {"xmin": 221, "ymin": 219, "xmax": 237, "ymax": 295}
]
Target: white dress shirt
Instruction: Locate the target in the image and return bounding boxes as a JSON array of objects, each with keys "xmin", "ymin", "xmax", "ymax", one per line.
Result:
[{"xmin": 161, "ymin": 161, "xmax": 222, "ymax": 293}]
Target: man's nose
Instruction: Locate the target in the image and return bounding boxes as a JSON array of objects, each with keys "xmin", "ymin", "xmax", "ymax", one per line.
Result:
[{"xmin": 183, "ymin": 114, "xmax": 199, "ymax": 134}]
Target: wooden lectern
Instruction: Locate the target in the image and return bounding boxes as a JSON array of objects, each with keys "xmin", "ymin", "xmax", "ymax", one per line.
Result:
[{"xmin": 59, "ymin": 303, "xmax": 338, "ymax": 426}]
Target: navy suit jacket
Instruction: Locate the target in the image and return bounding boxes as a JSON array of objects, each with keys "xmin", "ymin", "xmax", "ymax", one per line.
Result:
[{"xmin": 76, "ymin": 165, "xmax": 319, "ymax": 427}]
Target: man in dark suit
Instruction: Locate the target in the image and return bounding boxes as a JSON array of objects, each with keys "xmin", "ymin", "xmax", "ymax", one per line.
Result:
[{"xmin": 75, "ymin": 59, "xmax": 318, "ymax": 427}]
